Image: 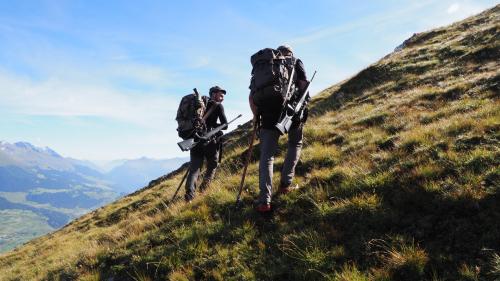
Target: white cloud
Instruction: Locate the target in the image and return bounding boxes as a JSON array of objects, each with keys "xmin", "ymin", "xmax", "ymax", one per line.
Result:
[
  {"xmin": 419, "ymin": 1, "xmax": 488, "ymax": 30},
  {"xmin": 290, "ymin": 0, "xmax": 492, "ymax": 48},
  {"xmin": 447, "ymin": 3, "xmax": 461, "ymax": 14},
  {"xmin": 190, "ymin": 56, "xmax": 212, "ymax": 68},
  {"xmin": 109, "ymin": 63, "xmax": 173, "ymax": 86},
  {"xmin": 290, "ymin": 0, "xmax": 436, "ymax": 46},
  {"xmin": 0, "ymin": 68, "xmax": 178, "ymax": 129}
]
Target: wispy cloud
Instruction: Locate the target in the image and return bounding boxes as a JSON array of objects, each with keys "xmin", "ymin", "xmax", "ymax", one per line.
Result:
[
  {"xmin": 290, "ymin": 1, "xmax": 436, "ymax": 46},
  {"xmin": 291, "ymin": 0, "xmax": 492, "ymax": 47},
  {"xmin": 0, "ymin": 68, "xmax": 178, "ymax": 129},
  {"xmin": 287, "ymin": 0, "xmax": 494, "ymax": 95},
  {"xmin": 108, "ymin": 63, "xmax": 174, "ymax": 86},
  {"xmin": 419, "ymin": 0, "xmax": 489, "ymax": 30},
  {"xmin": 189, "ymin": 56, "xmax": 212, "ymax": 69},
  {"xmin": 1, "ymin": 0, "xmax": 496, "ymax": 160},
  {"xmin": 447, "ymin": 3, "xmax": 461, "ymax": 14}
]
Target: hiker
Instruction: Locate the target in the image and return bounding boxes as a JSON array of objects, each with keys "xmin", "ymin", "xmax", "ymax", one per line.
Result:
[
  {"xmin": 249, "ymin": 45, "xmax": 309, "ymax": 213},
  {"xmin": 184, "ymin": 86, "xmax": 228, "ymax": 202}
]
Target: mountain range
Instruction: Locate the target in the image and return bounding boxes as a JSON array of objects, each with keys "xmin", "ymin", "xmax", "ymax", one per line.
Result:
[{"xmin": 0, "ymin": 141, "xmax": 187, "ymax": 252}]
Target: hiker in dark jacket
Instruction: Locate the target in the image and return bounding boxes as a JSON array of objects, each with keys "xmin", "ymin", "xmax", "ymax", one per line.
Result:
[
  {"xmin": 249, "ymin": 45, "xmax": 309, "ymax": 213},
  {"xmin": 185, "ymin": 86, "xmax": 228, "ymax": 202}
]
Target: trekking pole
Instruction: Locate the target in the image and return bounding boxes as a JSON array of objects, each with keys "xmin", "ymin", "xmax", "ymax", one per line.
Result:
[
  {"xmin": 235, "ymin": 121, "xmax": 258, "ymax": 206},
  {"xmin": 171, "ymin": 168, "xmax": 189, "ymax": 202}
]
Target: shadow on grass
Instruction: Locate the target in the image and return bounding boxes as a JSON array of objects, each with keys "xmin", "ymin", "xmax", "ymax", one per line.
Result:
[{"xmin": 85, "ymin": 170, "xmax": 499, "ymax": 281}]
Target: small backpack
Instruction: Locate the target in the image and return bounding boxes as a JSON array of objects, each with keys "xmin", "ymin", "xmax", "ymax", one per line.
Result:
[
  {"xmin": 250, "ymin": 48, "xmax": 296, "ymax": 107},
  {"xmin": 176, "ymin": 92, "xmax": 206, "ymax": 139}
]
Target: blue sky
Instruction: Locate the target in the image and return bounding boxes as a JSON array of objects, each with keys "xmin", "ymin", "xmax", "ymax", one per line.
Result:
[{"xmin": 0, "ymin": 0, "xmax": 497, "ymax": 160}]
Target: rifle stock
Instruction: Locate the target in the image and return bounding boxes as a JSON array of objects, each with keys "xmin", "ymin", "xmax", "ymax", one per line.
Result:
[
  {"xmin": 276, "ymin": 71, "xmax": 317, "ymax": 134},
  {"xmin": 177, "ymin": 138, "xmax": 197, "ymax": 152},
  {"xmin": 177, "ymin": 114, "xmax": 242, "ymax": 152}
]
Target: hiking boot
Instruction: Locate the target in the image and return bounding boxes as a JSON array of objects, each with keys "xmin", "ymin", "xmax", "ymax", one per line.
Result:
[
  {"xmin": 255, "ymin": 203, "xmax": 272, "ymax": 213},
  {"xmin": 184, "ymin": 194, "xmax": 194, "ymax": 203},
  {"xmin": 199, "ymin": 181, "xmax": 211, "ymax": 194},
  {"xmin": 278, "ymin": 183, "xmax": 299, "ymax": 195}
]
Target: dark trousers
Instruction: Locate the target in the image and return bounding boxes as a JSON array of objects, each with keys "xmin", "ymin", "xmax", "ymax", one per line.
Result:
[
  {"xmin": 258, "ymin": 124, "xmax": 303, "ymax": 204},
  {"xmin": 185, "ymin": 141, "xmax": 220, "ymax": 200}
]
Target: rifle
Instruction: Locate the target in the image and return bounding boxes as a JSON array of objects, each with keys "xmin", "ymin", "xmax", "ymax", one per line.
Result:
[
  {"xmin": 276, "ymin": 71, "xmax": 317, "ymax": 135},
  {"xmin": 283, "ymin": 63, "xmax": 296, "ymax": 102},
  {"xmin": 177, "ymin": 114, "xmax": 242, "ymax": 151}
]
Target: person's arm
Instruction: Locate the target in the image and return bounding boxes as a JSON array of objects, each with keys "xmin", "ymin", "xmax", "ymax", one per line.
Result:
[
  {"xmin": 249, "ymin": 91, "xmax": 258, "ymax": 117},
  {"xmin": 249, "ymin": 91, "xmax": 260, "ymax": 127},
  {"xmin": 249, "ymin": 75, "xmax": 259, "ymax": 125},
  {"xmin": 218, "ymin": 104, "xmax": 228, "ymax": 130},
  {"xmin": 295, "ymin": 59, "xmax": 308, "ymax": 92}
]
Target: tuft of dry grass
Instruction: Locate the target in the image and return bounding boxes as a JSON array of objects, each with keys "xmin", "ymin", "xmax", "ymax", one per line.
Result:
[{"xmin": 369, "ymin": 238, "xmax": 429, "ymax": 280}]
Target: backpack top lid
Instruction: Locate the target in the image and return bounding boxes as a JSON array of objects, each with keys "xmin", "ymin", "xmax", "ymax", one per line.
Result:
[
  {"xmin": 175, "ymin": 92, "xmax": 209, "ymax": 139},
  {"xmin": 176, "ymin": 93, "xmax": 204, "ymax": 119},
  {"xmin": 277, "ymin": 44, "xmax": 293, "ymax": 55},
  {"xmin": 250, "ymin": 48, "xmax": 285, "ymax": 67}
]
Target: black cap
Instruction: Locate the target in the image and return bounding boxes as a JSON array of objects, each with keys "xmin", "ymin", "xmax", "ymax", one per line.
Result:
[{"xmin": 209, "ymin": 86, "xmax": 226, "ymax": 96}]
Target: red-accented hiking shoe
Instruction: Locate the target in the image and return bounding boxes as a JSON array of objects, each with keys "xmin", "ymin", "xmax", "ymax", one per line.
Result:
[
  {"xmin": 278, "ymin": 183, "xmax": 299, "ymax": 195},
  {"xmin": 255, "ymin": 203, "xmax": 272, "ymax": 213}
]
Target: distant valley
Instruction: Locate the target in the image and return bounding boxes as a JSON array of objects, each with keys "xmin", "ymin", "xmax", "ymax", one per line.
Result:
[{"xmin": 0, "ymin": 141, "xmax": 187, "ymax": 252}]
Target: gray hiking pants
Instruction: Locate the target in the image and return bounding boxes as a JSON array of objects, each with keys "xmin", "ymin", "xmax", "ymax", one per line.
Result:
[
  {"xmin": 185, "ymin": 141, "xmax": 219, "ymax": 201},
  {"xmin": 258, "ymin": 125, "xmax": 303, "ymax": 204}
]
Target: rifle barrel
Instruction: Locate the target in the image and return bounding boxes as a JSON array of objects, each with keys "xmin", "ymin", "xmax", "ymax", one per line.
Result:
[
  {"xmin": 204, "ymin": 114, "xmax": 242, "ymax": 139},
  {"xmin": 295, "ymin": 71, "xmax": 317, "ymax": 113},
  {"xmin": 178, "ymin": 114, "xmax": 243, "ymax": 151}
]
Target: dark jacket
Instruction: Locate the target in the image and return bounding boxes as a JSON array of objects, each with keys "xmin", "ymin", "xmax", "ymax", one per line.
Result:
[
  {"xmin": 253, "ymin": 58, "xmax": 308, "ymax": 130},
  {"xmin": 191, "ymin": 98, "xmax": 227, "ymax": 156},
  {"xmin": 204, "ymin": 98, "xmax": 228, "ymax": 131}
]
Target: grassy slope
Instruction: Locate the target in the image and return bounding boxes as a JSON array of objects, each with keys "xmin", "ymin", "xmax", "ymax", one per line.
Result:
[{"xmin": 0, "ymin": 5, "xmax": 499, "ymax": 281}]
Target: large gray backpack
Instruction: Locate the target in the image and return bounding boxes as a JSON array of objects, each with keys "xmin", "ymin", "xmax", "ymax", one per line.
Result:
[
  {"xmin": 250, "ymin": 48, "xmax": 295, "ymax": 107},
  {"xmin": 175, "ymin": 92, "xmax": 207, "ymax": 139}
]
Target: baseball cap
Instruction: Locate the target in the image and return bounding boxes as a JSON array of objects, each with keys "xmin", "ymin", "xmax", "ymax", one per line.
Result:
[{"xmin": 209, "ymin": 86, "xmax": 226, "ymax": 95}]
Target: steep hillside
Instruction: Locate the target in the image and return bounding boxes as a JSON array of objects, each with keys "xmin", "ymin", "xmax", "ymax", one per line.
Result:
[{"xmin": 1, "ymin": 5, "xmax": 499, "ymax": 281}]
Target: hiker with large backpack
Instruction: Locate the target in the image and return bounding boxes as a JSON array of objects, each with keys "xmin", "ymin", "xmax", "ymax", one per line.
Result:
[
  {"xmin": 248, "ymin": 45, "xmax": 309, "ymax": 213},
  {"xmin": 176, "ymin": 86, "xmax": 228, "ymax": 202}
]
